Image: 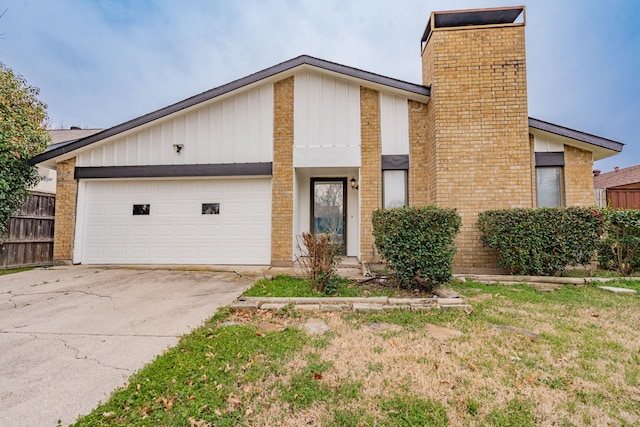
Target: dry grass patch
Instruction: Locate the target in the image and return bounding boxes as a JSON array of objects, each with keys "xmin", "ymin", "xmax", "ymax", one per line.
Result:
[
  {"xmin": 74, "ymin": 279, "xmax": 640, "ymax": 427},
  {"xmin": 241, "ymin": 282, "xmax": 640, "ymax": 426}
]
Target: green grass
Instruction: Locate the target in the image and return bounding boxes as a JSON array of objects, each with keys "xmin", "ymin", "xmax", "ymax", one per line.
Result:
[
  {"xmin": 483, "ymin": 398, "xmax": 537, "ymax": 427},
  {"xmin": 0, "ymin": 267, "xmax": 33, "ymax": 275},
  {"xmin": 243, "ymin": 274, "xmax": 403, "ymax": 298},
  {"xmin": 380, "ymin": 396, "xmax": 449, "ymax": 426}
]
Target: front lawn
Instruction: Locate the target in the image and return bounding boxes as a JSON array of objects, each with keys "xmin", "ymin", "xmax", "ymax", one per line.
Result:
[
  {"xmin": 242, "ymin": 275, "xmax": 426, "ymax": 298},
  {"xmin": 74, "ymin": 278, "xmax": 640, "ymax": 426}
]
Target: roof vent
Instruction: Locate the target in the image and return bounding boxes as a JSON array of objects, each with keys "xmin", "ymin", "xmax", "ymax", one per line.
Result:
[
  {"xmin": 614, "ymin": 166, "xmax": 620, "ymax": 172},
  {"xmin": 593, "ymin": 169, "xmax": 601, "ymax": 176},
  {"xmin": 70, "ymin": 126, "xmax": 82, "ymax": 130}
]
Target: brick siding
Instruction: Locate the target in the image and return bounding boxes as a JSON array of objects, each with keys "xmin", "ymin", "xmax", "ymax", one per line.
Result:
[
  {"xmin": 53, "ymin": 157, "xmax": 77, "ymax": 265},
  {"xmin": 422, "ymin": 24, "xmax": 533, "ymax": 272},
  {"xmin": 408, "ymin": 100, "xmax": 430, "ymax": 206},
  {"xmin": 359, "ymin": 86, "xmax": 382, "ymax": 261},
  {"xmin": 271, "ymin": 77, "xmax": 295, "ymax": 266},
  {"xmin": 564, "ymin": 145, "xmax": 594, "ymax": 206}
]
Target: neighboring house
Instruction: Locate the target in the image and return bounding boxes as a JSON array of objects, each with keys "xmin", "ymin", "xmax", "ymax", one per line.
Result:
[
  {"xmin": 34, "ymin": 127, "xmax": 103, "ymax": 193},
  {"xmin": 594, "ymin": 165, "xmax": 640, "ymax": 209},
  {"xmin": 30, "ymin": 6, "xmax": 623, "ymax": 272}
]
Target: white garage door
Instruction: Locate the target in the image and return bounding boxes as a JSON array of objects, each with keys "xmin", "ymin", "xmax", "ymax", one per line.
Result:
[{"xmin": 78, "ymin": 178, "xmax": 272, "ymax": 265}]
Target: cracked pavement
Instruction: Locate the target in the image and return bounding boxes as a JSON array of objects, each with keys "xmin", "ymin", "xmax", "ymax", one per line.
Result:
[{"xmin": 0, "ymin": 265, "xmax": 251, "ymax": 426}]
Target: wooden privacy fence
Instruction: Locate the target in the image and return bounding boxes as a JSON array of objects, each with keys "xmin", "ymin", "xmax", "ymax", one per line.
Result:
[
  {"xmin": 0, "ymin": 191, "xmax": 55, "ymax": 269},
  {"xmin": 608, "ymin": 189, "xmax": 640, "ymax": 209}
]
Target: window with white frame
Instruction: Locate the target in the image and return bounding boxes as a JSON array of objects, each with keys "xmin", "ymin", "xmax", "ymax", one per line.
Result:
[{"xmin": 383, "ymin": 170, "xmax": 407, "ymax": 209}]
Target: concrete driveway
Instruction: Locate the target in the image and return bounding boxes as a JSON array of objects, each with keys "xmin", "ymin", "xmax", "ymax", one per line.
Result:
[{"xmin": 0, "ymin": 266, "xmax": 251, "ymax": 426}]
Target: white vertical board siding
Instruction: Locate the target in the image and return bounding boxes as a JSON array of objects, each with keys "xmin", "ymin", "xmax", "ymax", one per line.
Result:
[
  {"xmin": 293, "ymin": 71, "xmax": 361, "ymax": 167},
  {"xmin": 79, "ymin": 178, "xmax": 272, "ymax": 264},
  {"xmin": 534, "ymin": 135, "xmax": 564, "ymax": 152},
  {"xmin": 76, "ymin": 84, "xmax": 274, "ymax": 167},
  {"xmin": 380, "ymin": 93, "xmax": 409, "ymax": 155}
]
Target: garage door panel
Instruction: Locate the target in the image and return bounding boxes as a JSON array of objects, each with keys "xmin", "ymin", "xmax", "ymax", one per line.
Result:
[
  {"xmin": 110, "ymin": 226, "xmax": 127, "ymax": 237},
  {"xmin": 81, "ymin": 178, "xmax": 271, "ymax": 265},
  {"xmin": 201, "ymin": 225, "xmax": 220, "ymax": 236},
  {"xmin": 155, "ymin": 225, "xmax": 173, "ymax": 236},
  {"xmin": 107, "ymin": 247, "xmax": 127, "ymax": 259},
  {"xmin": 154, "ymin": 203, "xmax": 174, "ymax": 216}
]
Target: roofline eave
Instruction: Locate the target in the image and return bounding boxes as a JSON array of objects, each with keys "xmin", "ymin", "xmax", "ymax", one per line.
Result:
[{"xmin": 29, "ymin": 55, "xmax": 429, "ymax": 166}]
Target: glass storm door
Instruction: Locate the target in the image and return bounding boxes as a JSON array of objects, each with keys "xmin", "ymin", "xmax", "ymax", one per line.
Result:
[{"xmin": 311, "ymin": 178, "xmax": 347, "ymax": 255}]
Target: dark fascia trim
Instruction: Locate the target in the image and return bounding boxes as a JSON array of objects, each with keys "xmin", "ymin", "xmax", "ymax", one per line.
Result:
[
  {"xmin": 529, "ymin": 117, "xmax": 624, "ymax": 152},
  {"xmin": 535, "ymin": 152, "xmax": 565, "ymax": 167},
  {"xmin": 74, "ymin": 162, "xmax": 272, "ymax": 179},
  {"xmin": 29, "ymin": 55, "xmax": 429, "ymax": 166},
  {"xmin": 381, "ymin": 155, "xmax": 409, "ymax": 170}
]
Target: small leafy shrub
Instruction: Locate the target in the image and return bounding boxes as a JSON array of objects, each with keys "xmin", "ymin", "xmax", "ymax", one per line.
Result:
[
  {"xmin": 597, "ymin": 209, "xmax": 640, "ymax": 276},
  {"xmin": 297, "ymin": 232, "xmax": 340, "ymax": 294},
  {"xmin": 477, "ymin": 207, "xmax": 604, "ymax": 276},
  {"xmin": 372, "ymin": 206, "xmax": 461, "ymax": 291}
]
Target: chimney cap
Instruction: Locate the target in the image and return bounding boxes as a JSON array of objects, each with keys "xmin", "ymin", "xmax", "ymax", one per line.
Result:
[{"xmin": 421, "ymin": 6, "xmax": 525, "ymax": 47}]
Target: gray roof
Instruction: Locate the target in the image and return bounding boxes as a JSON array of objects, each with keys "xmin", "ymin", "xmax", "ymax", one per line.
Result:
[
  {"xmin": 594, "ymin": 164, "xmax": 640, "ymax": 189},
  {"xmin": 29, "ymin": 55, "xmax": 430, "ymax": 166},
  {"xmin": 29, "ymin": 55, "xmax": 624, "ymax": 167},
  {"xmin": 49, "ymin": 128, "xmax": 103, "ymax": 144},
  {"xmin": 528, "ymin": 117, "xmax": 624, "ymax": 153}
]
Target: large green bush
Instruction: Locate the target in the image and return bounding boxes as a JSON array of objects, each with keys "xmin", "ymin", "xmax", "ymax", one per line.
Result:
[
  {"xmin": 597, "ymin": 209, "xmax": 640, "ymax": 276},
  {"xmin": 372, "ymin": 206, "xmax": 461, "ymax": 291},
  {"xmin": 477, "ymin": 207, "xmax": 604, "ymax": 276}
]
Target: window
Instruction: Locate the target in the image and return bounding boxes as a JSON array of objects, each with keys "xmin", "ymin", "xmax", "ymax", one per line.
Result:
[
  {"xmin": 536, "ymin": 167, "xmax": 564, "ymax": 207},
  {"xmin": 383, "ymin": 170, "xmax": 407, "ymax": 209},
  {"xmin": 132, "ymin": 204, "xmax": 150, "ymax": 215},
  {"xmin": 202, "ymin": 203, "xmax": 220, "ymax": 215}
]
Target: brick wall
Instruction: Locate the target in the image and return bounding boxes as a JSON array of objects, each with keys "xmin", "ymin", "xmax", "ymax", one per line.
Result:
[
  {"xmin": 53, "ymin": 157, "xmax": 77, "ymax": 265},
  {"xmin": 564, "ymin": 145, "xmax": 594, "ymax": 206},
  {"xmin": 271, "ymin": 77, "xmax": 295, "ymax": 266},
  {"xmin": 408, "ymin": 100, "xmax": 430, "ymax": 206},
  {"xmin": 422, "ymin": 24, "xmax": 533, "ymax": 272},
  {"xmin": 359, "ymin": 86, "xmax": 382, "ymax": 261}
]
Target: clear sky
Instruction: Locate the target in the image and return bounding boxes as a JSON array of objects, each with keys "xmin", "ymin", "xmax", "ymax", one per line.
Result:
[{"xmin": 1, "ymin": 0, "xmax": 638, "ymax": 172}]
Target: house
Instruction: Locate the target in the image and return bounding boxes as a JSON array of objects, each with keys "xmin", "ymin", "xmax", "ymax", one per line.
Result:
[
  {"xmin": 594, "ymin": 165, "xmax": 640, "ymax": 209},
  {"xmin": 29, "ymin": 6, "xmax": 623, "ymax": 273},
  {"xmin": 34, "ymin": 128, "xmax": 103, "ymax": 194}
]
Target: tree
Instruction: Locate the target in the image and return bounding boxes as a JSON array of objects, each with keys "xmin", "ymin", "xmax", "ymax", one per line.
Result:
[{"xmin": 0, "ymin": 62, "xmax": 50, "ymax": 239}]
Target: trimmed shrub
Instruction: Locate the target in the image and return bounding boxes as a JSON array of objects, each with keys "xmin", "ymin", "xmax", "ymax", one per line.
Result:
[
  {"xmin": 477, "ymin": 207, "xmax": 604, "ymax": 276},
  {"xmin": 372, "ymin": 206, "xmax": 461, "ymax": 291},
  {"xmin": 597, "ymin": 209, "xmax": 640, "ymax": 276}
]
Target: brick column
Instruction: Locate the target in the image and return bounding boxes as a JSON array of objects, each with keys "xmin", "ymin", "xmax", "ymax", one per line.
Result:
[
  {"xmin": 53, "ymin": 157, "xmax": 77, "ymax": 265},
  {"xmin": 422, "ymin": 22, "xmax": 533, "ymax": 272},
  {"xmin": 408, "ymin": 99, "xmax": 430, "ymax": 206},
  {"xmin": 271, "ymin": 77, "xmax": 295, "ymax": 266},
  {"xmin": 359, "ymin": 86, "xmax": 382, "ymax": 261},
  {"xmin": 564, "ymin": 145, "xmax": 594, "ymax": 206}
]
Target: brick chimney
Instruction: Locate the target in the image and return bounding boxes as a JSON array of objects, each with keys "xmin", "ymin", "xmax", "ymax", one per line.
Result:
[{"xmin": 420, "ymin": 6, "xmax": 531, "ymax": 272}]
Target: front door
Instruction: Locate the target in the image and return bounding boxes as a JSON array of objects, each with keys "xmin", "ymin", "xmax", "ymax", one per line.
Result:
[{"xmin": 311, "ymin": 178, "xmax": 347, "ymax": 255}]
